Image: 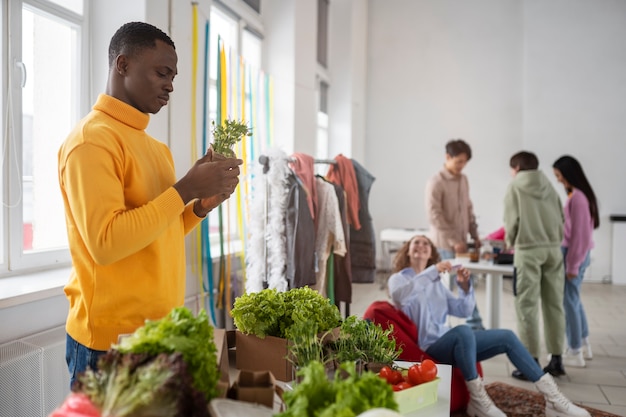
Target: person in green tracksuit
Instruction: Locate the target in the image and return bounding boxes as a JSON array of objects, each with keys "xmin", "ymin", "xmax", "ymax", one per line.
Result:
[{"xmin": 503, "ymin": 151, "xmax": 567, "ymax": 380}]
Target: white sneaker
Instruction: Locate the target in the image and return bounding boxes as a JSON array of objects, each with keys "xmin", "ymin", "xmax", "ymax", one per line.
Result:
[
  {"xmin": 583, "ymin": 339, "xmax": 593, "ymax": 360},
  {"xmin": 562, "ymin": 349, "xmax": 586, "ymax": 368},
  {"xmin": 535, "ymin": 373, "xmax": 591, "ymax": 417},
  {"xmin": 466, "ymin": 378, "xmax": 506, "ymax": 417}
]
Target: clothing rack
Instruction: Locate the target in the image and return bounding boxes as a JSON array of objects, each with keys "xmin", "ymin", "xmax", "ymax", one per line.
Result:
[
  {"xmin": 256, "ymin": 154, "xmax": 349, "ymax": 317},
  {"xmin": 258, "ymin": 155, "xmax": 336, "ymax": 173}
]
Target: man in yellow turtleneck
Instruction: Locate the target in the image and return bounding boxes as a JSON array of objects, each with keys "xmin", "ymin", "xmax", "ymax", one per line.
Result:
[{"xmin": 58, "ymin": 21, "xmax": 242, "ymax": 387}]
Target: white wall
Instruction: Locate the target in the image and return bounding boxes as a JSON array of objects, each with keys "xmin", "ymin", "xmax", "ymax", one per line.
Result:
[
  {"xmin": 327, "ymin": 0, "xmax": 368, "ymax": 161},
  {"xmin": 522, "ymin": 0, "xmax": 626, "ymax": 282},
  {"xmin": 365, "ymin": 0, "xmax": 626, "ymax": 282},
  {"xmin": 263, "ymin": 0, "xmax": 298, "ymax": 154}
]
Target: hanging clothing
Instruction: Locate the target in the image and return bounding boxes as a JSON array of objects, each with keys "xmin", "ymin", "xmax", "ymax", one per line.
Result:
[
  {"xmin": 311, "ymin": 177, "xmax": 346, "ymax": 296},
  {"xmin": 289, "ymin": 153, "xmax": 317, "ymax": 223},
  {"xmin": 285, "ymin": 172, "xmax": 316, "ymax": 288},
  {"xmin": 349, "ymin": 159, "xmax": 376, "ymax": 283},
  {"xmin": 246, "ymin": 148, "xmax": 291, "ymax": 293},
  {"xmin": 331, "ymin": 182, "xmax": 353, "ymax": 304},
  {"xmin": 326, "ymin": 154, "xmax": 361, "ymax": 230}
]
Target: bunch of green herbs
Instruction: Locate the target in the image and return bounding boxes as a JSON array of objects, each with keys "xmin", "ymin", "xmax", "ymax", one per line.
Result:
[
  {"xmin": 211, "ymin": 119, "xmax": 251, "ymax": 157},
  {"xmin": 288, "ymin": 320, "xmax": 332, "ymax": 369},
  {"xmin": 332, "ymin": 316, "xmax": 400, "ymax": 366}
]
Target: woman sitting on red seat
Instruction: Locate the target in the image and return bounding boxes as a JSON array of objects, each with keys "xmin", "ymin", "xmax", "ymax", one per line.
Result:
[{"xmin": 387, "ymin": 235, "xmax": 590, "ymax": 417}]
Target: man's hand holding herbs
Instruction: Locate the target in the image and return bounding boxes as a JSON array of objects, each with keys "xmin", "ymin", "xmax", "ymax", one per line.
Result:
[
  {"xmin": 174, "ymin": 147, "xmax": 242, "ymax": 217},
  {"xmin": 193, "ymin": 146, "xmax": 243, "ymax": 217}
]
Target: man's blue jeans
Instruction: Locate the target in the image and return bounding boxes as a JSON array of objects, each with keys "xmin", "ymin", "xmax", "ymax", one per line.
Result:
[
  {"xmin": 66, "ymin": 333, "xmax": 107, "ymax": 388},
  {"xmin": 562, "ymin": 247, "xmax": 591, "ymax": 350},
  {"xmin": 425, "ymin": 326, "xmax": 544, "ymax": 382},
  {"xmin": 438, "ymin": 248, "xmax": 484, "ymax": 330}
]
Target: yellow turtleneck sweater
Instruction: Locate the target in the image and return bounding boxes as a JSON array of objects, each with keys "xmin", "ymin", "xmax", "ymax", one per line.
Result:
[{"xmin": 58, "ymin": 94, "xmax": 202, "ymax": 350}]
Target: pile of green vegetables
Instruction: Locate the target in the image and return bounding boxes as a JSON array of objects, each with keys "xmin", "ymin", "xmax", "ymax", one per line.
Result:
[
  {"xmin": 231, "ymin": 287, "xmax": 342, "ymax": 339},
  {"xmin": 74, "ymin": 307, "xmax": 219, "ymax": 417},
  {"xmin": 277, "ymin": 361, "xmax": 398, "ymax": 417}
]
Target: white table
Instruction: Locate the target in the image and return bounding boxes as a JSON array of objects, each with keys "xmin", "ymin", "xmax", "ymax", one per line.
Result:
[
  {"xmin": 380, "ymin": 228, "xmax": 430, "ymax": 271},
  {"xmin": 450, "ymin": 259, "xmax": 514, "ymax": 329},
  {"xmin": 395, "ymin": 361, "xmax": 451, "ymax": 416}
]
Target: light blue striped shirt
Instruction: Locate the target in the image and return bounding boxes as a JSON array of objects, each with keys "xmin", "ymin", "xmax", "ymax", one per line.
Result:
[{"xmin": 387, "ymin": 265, "xmax": 475, "ymax": 350}]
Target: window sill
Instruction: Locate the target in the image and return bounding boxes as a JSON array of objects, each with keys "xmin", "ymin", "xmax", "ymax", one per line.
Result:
[
  {"xmin": 0, "ymin": 268, "xmax": 70, "ymax": 309},
  {"xmin": 0, "ymin": 240, "xmax": 244, "ymax": 310}
]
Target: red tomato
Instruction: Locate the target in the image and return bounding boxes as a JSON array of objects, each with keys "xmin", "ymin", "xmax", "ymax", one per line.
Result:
[
  {"xmin": 420, "ymin": 359, "xmax": 438, "ymax": 382},
  {"xmin": 379, "ymin": 366, "xmax": 404, "ymax": 385},
  {"xmin": 390, "ymin": 369, "xmax": 404, "ymax": 385},
  {"xmin": 393, "ymin": 381, "xmax": 413, "ymax": 391},
  {"xmin": 379, "ymin": 365, "xmax": 393, "ymax": 382},
  {"xmin": 407, "ymin": 364, "xmax": 424, "ymax": 385}
]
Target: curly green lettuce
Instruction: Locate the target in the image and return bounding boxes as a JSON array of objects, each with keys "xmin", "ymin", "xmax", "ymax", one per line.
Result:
[
  {"xmin": 75, "ymin": 351, "xmax": 208, "ymax": 417},
  {"xmin": 115, "ymin": 307, "xmax": 219, "ymax": 402},
  {"xmin": 231, "ymin": 287, "xmax": 341, "ymax": 339}
]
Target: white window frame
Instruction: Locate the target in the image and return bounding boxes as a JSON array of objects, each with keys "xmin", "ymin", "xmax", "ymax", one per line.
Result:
[{"xmin": 2, "ymin": 0, "xmax": 88, "ymax": 275}]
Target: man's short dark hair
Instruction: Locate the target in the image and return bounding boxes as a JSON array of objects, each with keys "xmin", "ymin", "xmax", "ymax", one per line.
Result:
[
  {"xmin": 108, "ymin": 22, "xmax": 175, "ymax": 68},
  {"xmin": 510, "ymin": 151, "xmax": 539, "ymax": 171},
  {"xmin": 445, "ymin": 139, "xmax": 472, "ymax": 160}
]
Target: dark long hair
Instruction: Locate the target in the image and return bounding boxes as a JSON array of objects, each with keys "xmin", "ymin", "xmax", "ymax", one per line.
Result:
[
  {"xmin": 392, "ymin": 235, "xmax": 441, "ymax": 273},
  {"xmin": 553, "ymin": 155, "xmax": 600, "ymax": 229}
]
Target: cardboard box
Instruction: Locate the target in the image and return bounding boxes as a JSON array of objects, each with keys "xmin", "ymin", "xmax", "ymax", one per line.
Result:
[
  {"xmin": 394, "ymin": 377, "xmax": 440, "ymax": 414},
  {"xmin": 213, "ymin": 328, "xmax": 230, "ymax": 397},
  {"xmin": 229, "ymin": 370, "xmax": 276, "ymax": 408},
  {"xmin": 235, "ymin": 331, "xmax": 293, "ymax": 382}
]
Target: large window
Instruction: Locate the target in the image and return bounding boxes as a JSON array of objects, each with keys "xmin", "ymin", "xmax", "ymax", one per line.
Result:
[
  {"xmin": 206, "ymin": 4, "xmax": 264, "ymax": 242},
  {"xmin": 316, "ymin": 0, "xmax": 330, "ymax": 166},
  {"xmin": 2, "ymin": 0, "xmax": 86, "ymax": 273}
]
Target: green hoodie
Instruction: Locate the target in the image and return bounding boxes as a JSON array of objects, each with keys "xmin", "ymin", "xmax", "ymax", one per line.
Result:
[{"xmin": 503, "ymin": 170, "xmax": 564, "ymax": 250}]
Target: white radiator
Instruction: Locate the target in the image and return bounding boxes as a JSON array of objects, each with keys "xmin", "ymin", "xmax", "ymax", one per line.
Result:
[{"xmin": 0, "ymin": 326, "xmax": 69, "ymax": 417}]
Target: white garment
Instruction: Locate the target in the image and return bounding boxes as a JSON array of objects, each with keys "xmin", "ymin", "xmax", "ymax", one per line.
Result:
[
  {"xmin": 245, "ymin": 148, "xmax": 290, "ymax": 293},
  {"xmin": 311, "ymin": 178, "xmax": 346, "ymax": 296}
]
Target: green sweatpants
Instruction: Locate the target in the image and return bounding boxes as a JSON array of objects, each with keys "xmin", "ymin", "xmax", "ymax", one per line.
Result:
[{"xmin": 513, "ymin": 246, "xmax": 565, "ymax": 358}]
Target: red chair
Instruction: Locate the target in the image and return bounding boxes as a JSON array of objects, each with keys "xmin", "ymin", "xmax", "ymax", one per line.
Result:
[{"xmin": 363, "ymin": 300, "xmax": 482, "ymax": 413}]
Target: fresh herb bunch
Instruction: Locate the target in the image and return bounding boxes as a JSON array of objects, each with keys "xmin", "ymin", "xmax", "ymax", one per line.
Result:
[
  {"xmin": 115, "ymin": 307, "xmax": 219, "ymax": 402},
  {"xmin": 231, "ymin": 287, "xmax": 342, "ymax": 339},
  {"xmin": 277, "ymin": 361, "xmax": 398, "ymax": 417},
  {"xmin": 332, "ymin": 316, "xmax": 401, "ymax": 365},
  {"xmin": 288, "ymin": 320, "xmax": 332, "ymax": 369},
  {"xmin": 211, "ymin": 119, "xmax": 251, "ymax": 158}
]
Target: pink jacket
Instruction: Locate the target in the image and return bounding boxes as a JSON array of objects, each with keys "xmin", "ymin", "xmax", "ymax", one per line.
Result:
[{"xmin": 562, "ymin": 189, "xmax": 594, "ymax": 276}]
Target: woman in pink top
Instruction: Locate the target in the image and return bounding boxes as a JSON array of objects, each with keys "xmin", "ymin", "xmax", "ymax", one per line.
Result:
[{"xmin": 553, "ymin": 156, "xmax": 600, "ymax": 368}]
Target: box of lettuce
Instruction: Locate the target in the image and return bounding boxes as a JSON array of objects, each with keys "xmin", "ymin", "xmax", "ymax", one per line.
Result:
[{"xmin": 232, "ymin": 287, "xmax": 342, "ymax": 381}]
